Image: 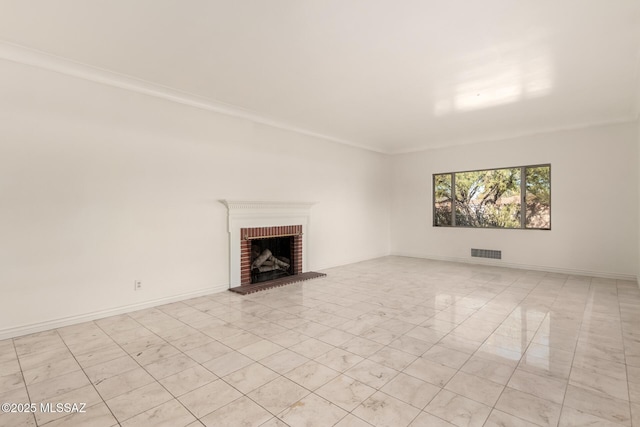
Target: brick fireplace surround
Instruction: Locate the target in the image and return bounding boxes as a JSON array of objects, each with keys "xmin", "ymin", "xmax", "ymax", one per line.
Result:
[
  {"xmin": 240, "ymin": 225, "xmax": 303, "ymax": 285},
  {"xmin": 222, "ymin": 200, "xmax": 314, "ymax": 288}
]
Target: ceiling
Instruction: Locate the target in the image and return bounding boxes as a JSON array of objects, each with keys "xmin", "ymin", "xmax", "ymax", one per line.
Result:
[{"xmin": 0, "ymin": 0, "xmax": 639, "ymax": 153}]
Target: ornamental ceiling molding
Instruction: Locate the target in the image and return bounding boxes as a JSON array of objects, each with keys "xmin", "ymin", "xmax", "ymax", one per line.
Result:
[
  {"xmin": 0, "ymin": 41, "xmax": 635, "ymax": 154},
  {"xmin": 0, "ymin": 41, "xmax": 378, "ymax": 153}
]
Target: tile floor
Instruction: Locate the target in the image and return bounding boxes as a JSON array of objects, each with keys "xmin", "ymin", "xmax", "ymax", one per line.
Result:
[{"xmin": 1, "ymin": 256, "xmax": 640, "ymax": 426}]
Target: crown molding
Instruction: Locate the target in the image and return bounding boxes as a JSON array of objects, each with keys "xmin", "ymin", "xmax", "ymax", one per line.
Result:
[
  {"xmin": 0, "ymin": 41, "xmax": 384, "ymax": 154},
  {"xmin": 389, "ymin": 117, "xmax": 638, "ymax": 155},
  {"xmin": 1, "ymin": 41, "xmax": 636, "ymax": 155}
]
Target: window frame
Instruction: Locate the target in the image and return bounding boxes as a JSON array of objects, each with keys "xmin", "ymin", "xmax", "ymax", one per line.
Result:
[{"xmin": 432, "ymin": 163, "xmax": 551, "ymax": 230}]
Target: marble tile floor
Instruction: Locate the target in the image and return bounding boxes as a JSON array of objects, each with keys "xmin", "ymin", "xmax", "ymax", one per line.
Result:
[{"xmin": 2, "ymin": 256, "xmax": 640, "ymax": 426}]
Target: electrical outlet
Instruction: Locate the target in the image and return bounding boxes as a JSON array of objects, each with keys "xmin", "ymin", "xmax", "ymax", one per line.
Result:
[{"xmin": 134, "ymin": 280, "xmax": 142, "ymax": 291}]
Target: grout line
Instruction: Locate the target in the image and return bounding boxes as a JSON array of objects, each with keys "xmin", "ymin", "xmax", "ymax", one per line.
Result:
[
  {"xmin": 6, "ymin": 261, "xmax": 639, "ymax": 426},
  {"xmin": 7, "ymin": 338, "xmax": 37, "ymax": 426}
]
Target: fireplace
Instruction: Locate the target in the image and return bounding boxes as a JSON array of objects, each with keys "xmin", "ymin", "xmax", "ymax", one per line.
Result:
[
  {"xmin": 222, "ymin": 200, "xmax": 314, "ymax": 288},
  {"xmin": 240, "ymin": 225, "xmax": 303, "ymax": 285}
]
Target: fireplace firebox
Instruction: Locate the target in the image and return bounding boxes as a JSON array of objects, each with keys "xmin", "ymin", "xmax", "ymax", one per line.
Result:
[{"xmin": 240, "ymin": 225, "xmax": 302, "ymax": 286}]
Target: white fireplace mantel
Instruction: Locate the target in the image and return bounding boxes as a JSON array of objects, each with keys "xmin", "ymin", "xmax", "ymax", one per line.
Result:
[{"xmin": 221, "ymin": 200, "xmax": 316, "ymax": 287}]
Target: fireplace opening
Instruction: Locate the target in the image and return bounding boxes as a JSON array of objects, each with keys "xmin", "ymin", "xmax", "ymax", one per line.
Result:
[
  {"xmin": 250, "ymin": 237, "xmax": 293, "ymax": 284},
  {"xmin": 240, "ymin": 225, "xmax": 303, "ymax": 286},
  {"xmin": 231, "ymin": 221, "xmax": 324, "ymax": 294}
]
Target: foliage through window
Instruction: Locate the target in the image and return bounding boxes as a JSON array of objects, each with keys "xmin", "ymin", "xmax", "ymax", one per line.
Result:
[{"xmin": 433, "ymin": 165, "xmax": 550, "ymax": 229}]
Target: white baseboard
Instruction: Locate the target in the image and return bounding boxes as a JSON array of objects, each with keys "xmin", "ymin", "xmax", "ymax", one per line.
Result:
[
  {"xmin": 0, "ymin": 284, "xmax": 228, "ymax": 340},
  {"xmin": 311, "ymin": 251, "xmax": 391, "ymax": 272},
  {"xmin": 391, "ymin": 251, "xmax": 638, "ymax": 282},
  {"xmin": 0, "ymin": 251, "xmax": 391, "ymax": 341},
  {"xmin": 5, "ymin": 252, "xmax": 634, "ymax": 340}
]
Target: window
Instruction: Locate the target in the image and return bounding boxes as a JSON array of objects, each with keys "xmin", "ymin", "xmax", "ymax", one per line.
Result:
[{"xmin": 433, "ymin": 164, "xmax": 550, "ymax": 229}]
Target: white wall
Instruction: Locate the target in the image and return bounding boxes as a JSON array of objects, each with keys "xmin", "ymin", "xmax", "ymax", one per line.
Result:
[
  {"xmin": 2, "ymin": 54, "xmax": 637, "ymax": 339},
  {"xmin": 390, "ymin": 123, "xmax": 638, "ymax": 279},
  {"xmin": 0, "ymin": 59, "xmax": 391, "ymax": 337}
]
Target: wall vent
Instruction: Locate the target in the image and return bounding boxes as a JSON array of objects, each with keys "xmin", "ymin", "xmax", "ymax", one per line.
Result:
[{"xmin": 471, "ymin": 248, "xmax": 502, "ymax": 260}]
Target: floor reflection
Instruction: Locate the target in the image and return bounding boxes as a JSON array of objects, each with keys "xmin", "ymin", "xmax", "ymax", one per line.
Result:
[{"xmin": 2, "ymin": 256, "xmax": 638, "ymax": 426}]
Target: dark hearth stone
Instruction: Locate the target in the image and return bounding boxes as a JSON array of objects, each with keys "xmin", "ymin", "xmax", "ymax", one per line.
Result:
[{"xmin": 229, "ymin": 272, "xmax": 326, "ymax": 295}]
